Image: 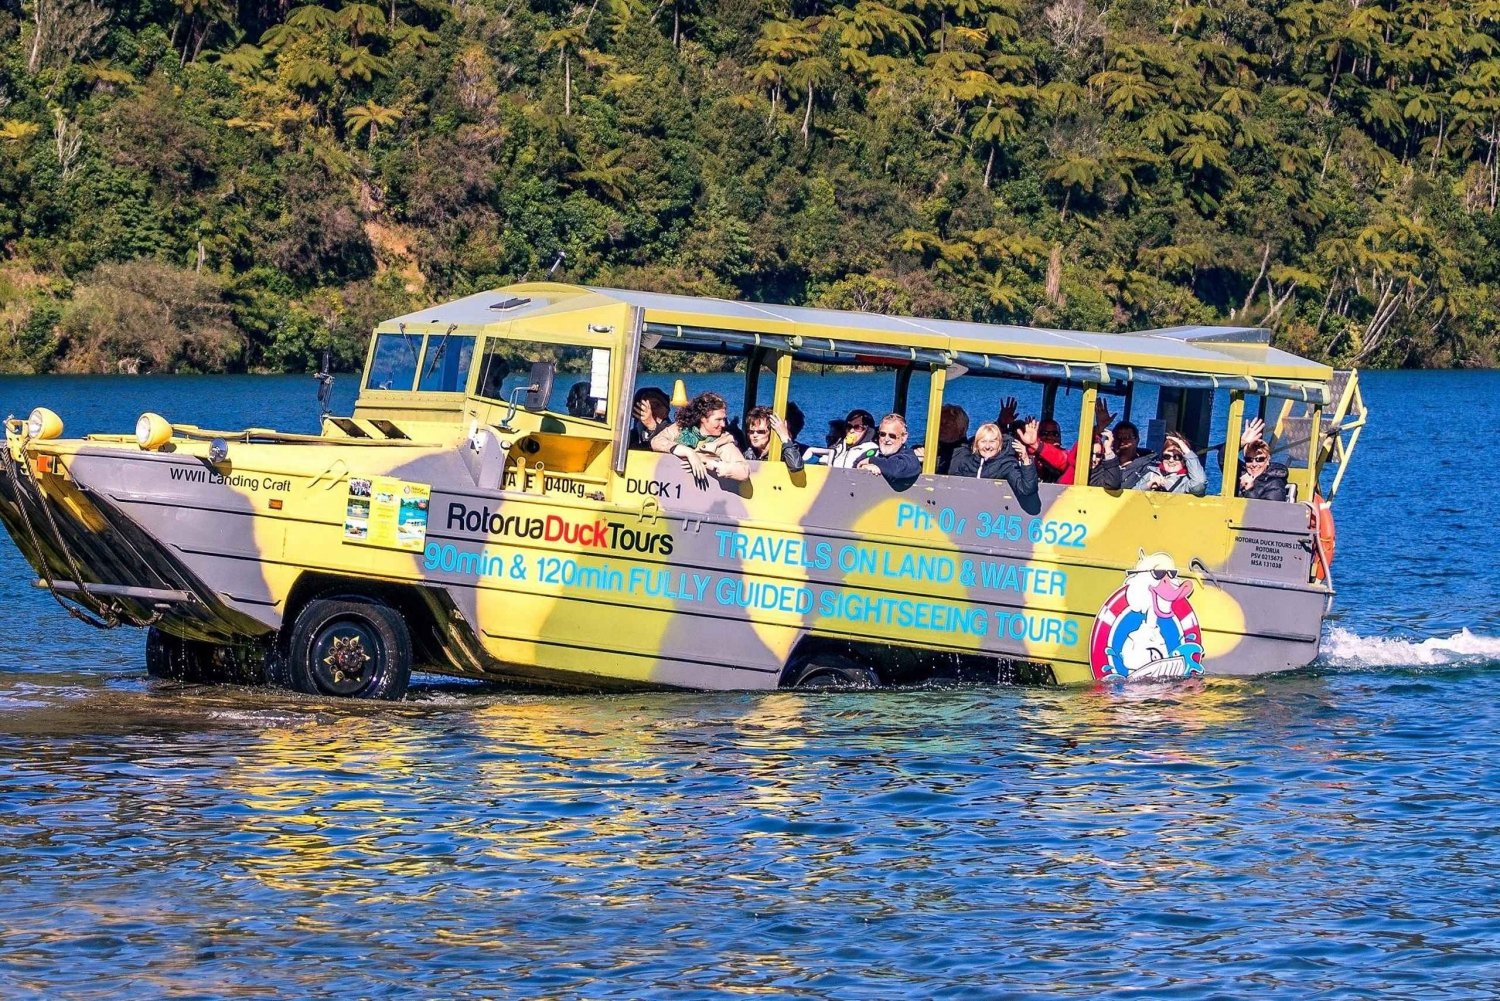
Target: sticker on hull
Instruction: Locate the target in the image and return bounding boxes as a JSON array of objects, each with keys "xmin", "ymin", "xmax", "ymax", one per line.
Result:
[
  {"xmin": 1089, "ymin": 550, "xmax": 1204, "ymax": 681},
  {"xmin": 345, "ymin": 476, "xmax": 431, "ymax": 550}
]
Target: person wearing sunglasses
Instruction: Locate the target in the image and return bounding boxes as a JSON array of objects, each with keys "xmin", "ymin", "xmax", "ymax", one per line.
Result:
[
  {"xmin": 743, "ymin": 405, "xmax": 806, "ymax": 472},
  {"xmin": 819, "ymin": 408, "xmax": 878, "ymax": 469},
  {"xmin": 1133, "ymin": 431, "xmax": 1206, "ymax": 495},
  {"xmin": 1237, "ymin": 440, "xmax": 1289, "ymax": 501},
  {"xmin": 856, "ymin": 414, "xmax": 923, "ymax": 484}
]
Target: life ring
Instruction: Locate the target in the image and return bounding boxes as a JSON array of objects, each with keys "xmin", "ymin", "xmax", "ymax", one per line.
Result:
[{"xmin": 1307, "ymin": 492, "xmax": 1336, "ymax": 581}]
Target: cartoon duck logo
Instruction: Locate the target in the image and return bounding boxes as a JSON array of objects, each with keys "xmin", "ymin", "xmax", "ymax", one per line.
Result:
[{"xmin": 1088, "ymin": 550, "xmax": 1205, "ymax": 682}]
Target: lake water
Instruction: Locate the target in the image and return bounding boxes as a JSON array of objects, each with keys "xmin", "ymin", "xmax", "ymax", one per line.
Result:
[{"xmin": 1, "ymin": 370, "xmax": 1497, "ymax": 997}]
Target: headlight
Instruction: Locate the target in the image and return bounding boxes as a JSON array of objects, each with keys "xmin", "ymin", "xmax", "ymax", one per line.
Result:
[
  {"xmin": 27, "ymin": 408, "xmax": 63, "ymax": 440},
  {"xmin": 136, "ymin": 413, "xmax": 173, "ymax": 450}
]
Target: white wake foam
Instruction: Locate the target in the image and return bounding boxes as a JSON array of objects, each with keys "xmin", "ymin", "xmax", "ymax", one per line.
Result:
[{"xmin": 1320, "ymin": 627, "xmax": 1500, "ymax": 668}]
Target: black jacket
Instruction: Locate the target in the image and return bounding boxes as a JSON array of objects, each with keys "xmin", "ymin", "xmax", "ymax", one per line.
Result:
[
  {"xmin": 948, "ymin": 444, "xmax": 1039, "ymax": 499},
  {"xmin": 1099, "ymin": 451, "xmax": 1156, "ymax": 489},
  {"xmin": 1088, "ymin": 459, "xmax": 1122, "ymax": 490},
  {"xmin": 1238, "ymin": 462, "xmax": 1290, "ymax": 501},
  {"xmin": 745, "ymin": 439, "xmax": 805, "ymax": 472}
]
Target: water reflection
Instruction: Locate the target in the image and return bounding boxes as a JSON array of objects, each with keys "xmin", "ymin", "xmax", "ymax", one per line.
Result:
[{"xmin": 1, "ymin": 665, "xmax": 1498, "ymax": 995}]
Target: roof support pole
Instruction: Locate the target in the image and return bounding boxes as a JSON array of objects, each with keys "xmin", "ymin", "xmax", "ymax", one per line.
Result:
[
  {"xmin": 744, "ymin": 346, "xmax": 766, "ymax": 423},
  {"xmin": 921, "ymin": 365, "xmax": 947, "ymax": 475},
  {"xmin": 1075, "ymin": 383, "xmax": 1098, "ymax": 484},
  {"xmin": 770, "ymin": 351, "xmax": 792, "ymax": 464},
  {"xmin": 1222, "ymin": 391, "xmax": 1245, "ymax": 498},
  {"xmin": 1299, "ymin": 405, "xmax": 1322, "ymax": 503},
  {"xmin": 893, "ymin": 366, "xmax": 913, "ymax": 419},
  {"xmin": 612, "ymin": 305, "xmax": 644, "ymax": 477}
]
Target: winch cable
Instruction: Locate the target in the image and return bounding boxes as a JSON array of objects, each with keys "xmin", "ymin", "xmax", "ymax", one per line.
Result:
[{"xmin": 0, "ymin": 436, "xmax": 160, "ymax": 629}]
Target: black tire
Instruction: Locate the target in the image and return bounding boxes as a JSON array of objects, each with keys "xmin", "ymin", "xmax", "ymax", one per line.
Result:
[
  {"xmin": 146, "ymin": 627, "xmax": 211, "ymax": 681},
  {"xmin": 288, "ymin": 598, "xmax": 411, "ymax": 700},
  {"xmin": 791, "ymin": 656, "xmax": 880, "ymax": 690}
]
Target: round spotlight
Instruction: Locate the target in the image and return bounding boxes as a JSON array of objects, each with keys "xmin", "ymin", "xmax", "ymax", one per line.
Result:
[
  {"xmin": 27, "ymin": 408, "xmax": 63, "ymax": 440},
  {"xmin": 136, "ymin": 413, "xmax": 173, "ymax": 450}
]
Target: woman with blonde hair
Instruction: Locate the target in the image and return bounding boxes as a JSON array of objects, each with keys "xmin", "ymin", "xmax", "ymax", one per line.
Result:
[{"xmin": 948, "ymin": 420, "xmax": 1038, "ymax": 500}]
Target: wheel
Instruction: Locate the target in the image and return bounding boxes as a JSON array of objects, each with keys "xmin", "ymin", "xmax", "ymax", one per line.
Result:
[
  {"xmin": 288, "ymin": 598, "xmax": 411, "ymax": 700},
  {"xmin": 146, "ymin": 627, "xmax": 211, "ymax": 681},
  {"xmin": 791, "ymin": 656, "xmax": 880, "ymax": 689}
]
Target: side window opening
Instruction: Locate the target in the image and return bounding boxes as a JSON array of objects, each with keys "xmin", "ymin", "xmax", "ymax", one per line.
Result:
[{"xmin": 476, "ymin": 339, "xmax": 612, "ymax": 423}]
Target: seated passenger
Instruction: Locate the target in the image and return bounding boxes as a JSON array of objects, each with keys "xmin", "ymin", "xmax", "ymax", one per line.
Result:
[
  {"xmin": 808, "ymin": 409, "xmax": 878, "ymax": 468},
  {"xmin": 856, "ymin": 414, "xmax": 922, "ymax": 483},
  {"xmin": 1052, "ymin": 400, "xmax": 1119, "ymax": 487},
  {"xmin": 949, "ymin": 421, "xmax": 1039, "ymax": 500},
  {"xmin": 1238, "ymin": 440, "xmax": 1289, "ymax": 501},
  {"xmin": 651, "ymin": 391, "xmax": 749, "ymax": 484},
  {"xmin": 935, "ymin": 404, "xmax": 970, "ymax": 474},
  {"xmin": 630, "ymin": 387, "xmax": 672, "ymax": 450},
  {"xmin": 1034, "ymin": 419, "xmax": 1069, "ymax": 482},
  {"xmin": 1070, "ymin": 428, "xmax": 1123, "ymax": 489},
  {"xmin": 1098, "ymin": 421, "xmax": 1156, "ymax": 488},
  {"xmin": 744, "ymin": 405, "xmax": 805, "ymax": 471},
  {"xmin": 1133, "ymin": 432, "xmax": 1206, "ymax": 495}
]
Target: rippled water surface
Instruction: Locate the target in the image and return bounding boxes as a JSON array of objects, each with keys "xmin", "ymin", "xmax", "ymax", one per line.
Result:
[{"xmin": 2, "ymin": 371, "xmax": 1497, "ymax": 998}]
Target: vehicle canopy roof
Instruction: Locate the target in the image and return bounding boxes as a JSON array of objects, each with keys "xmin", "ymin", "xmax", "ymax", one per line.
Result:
[{"xmin": 379, "ymin": 283, "xmax": 1333, "ymax": 404}]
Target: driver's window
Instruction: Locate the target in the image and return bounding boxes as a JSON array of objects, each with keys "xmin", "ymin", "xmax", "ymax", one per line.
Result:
[{"xmin": 475, "ymin": 340, "xmax": 611, "ymax": 422}]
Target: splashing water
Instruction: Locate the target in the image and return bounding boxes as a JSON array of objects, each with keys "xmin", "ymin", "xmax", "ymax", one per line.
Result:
[{"xmin": 1320, "ymin": 626, "xmax": 1500, "ymax": 668}]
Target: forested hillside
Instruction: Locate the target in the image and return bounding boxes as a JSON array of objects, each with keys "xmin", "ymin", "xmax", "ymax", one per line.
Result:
[{"xmin": 2, "ymin": 0, "xmax": 1499, "ymax": 373}]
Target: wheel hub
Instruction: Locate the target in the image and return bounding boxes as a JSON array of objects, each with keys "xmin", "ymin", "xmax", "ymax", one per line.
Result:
[{"xmin": 313, "ymin": 626, "xmax": 378, "ymax": 695}]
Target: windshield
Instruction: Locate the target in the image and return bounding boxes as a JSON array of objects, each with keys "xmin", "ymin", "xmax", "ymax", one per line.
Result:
[
  {"xmin": 365, "ymin": 332, "xmax": 423, "ymax": 391},
  {"xmin": 417, "ymin": 334, "xmax": 476, "ymax": 393}
]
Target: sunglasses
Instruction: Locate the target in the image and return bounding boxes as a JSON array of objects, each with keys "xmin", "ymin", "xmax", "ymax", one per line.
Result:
[
  {"xmin": 748, "ymin": 427, "xmax": 770, "ymax": 435},
  {"xmin": 1128, "ymin": 568, "xmax": 1180, "ymax": 580},
  {"xmin": 877, "ymin": 431, "xmax": 903, "ymax": 441},
  {"xmin": 1246, "ymin": 455, "xmax": 1269, "ymax": 464},
  {"xmin": 1162, "ymin": 451, "xmax": 1183, "ymax": 460}
]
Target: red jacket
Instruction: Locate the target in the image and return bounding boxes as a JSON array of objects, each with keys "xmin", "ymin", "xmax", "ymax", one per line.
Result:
[{"xmin": 1034, "ymin": 441, "xmax": 1077, "ymax": 483}]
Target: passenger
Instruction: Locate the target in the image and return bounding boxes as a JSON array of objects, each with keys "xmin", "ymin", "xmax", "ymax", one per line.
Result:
[
  {"xmin": 1238, "ymin": 440, "xmax": 1289, "ymax": 501},
  {"xmin": 744, "ymin": 405, "xmax": 805, "ymax": 471},
  {"xmin": 1133, "ymin": 432, "xmax": 1206, "ymax": 495},
  {"xmin": 935, "ymin": 404, "xmax": 970, "ymax": 474},
  {"xmin": 1068, "ymin": 428, "xmax": 1123, "ymax": 489},
  {"xmin": 651, "ymin": 391, "xmax": 749, "ymax": 484},
  {"xmin": 1050, "ymin": 399, "xmax": 1119, "ymax": 487},
  {"xmin": 811, "ymin": 409, "xmax": 878, "ymax": 468},
  {"xmin": 630, "ymin": 387, "xmax": 672, "ymax": 450},
  {"xmin": 856, "ymin": 414, "xmax": 922, "ymax": 483},
  {"xmin": 948, "ymin": 420, "xmax": 1039, "ymax": 500},
  {"xmin": 1034, "ymin": 419, "xmax": 1069, "ymax": 482},
  {"xmin": 566, "ymin": 381, "xmax": 597, "ymax": 419},
  {"xmin": 1101, "ymin": 421, "xmax": 1156, "ymax": 488},
  {"xmin": 785, "ymin": 402, "xmax": 807, "ymax": 448}
]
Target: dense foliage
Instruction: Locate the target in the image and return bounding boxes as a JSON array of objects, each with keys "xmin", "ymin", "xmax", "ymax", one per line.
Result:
[{"xmin": 2, "ymin": 0, "xmax": 1499, "ymax": 373}]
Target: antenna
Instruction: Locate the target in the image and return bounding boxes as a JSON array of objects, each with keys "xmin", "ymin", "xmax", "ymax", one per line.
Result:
[
  {"xmin": 315, "ymin": 350, "xmax": 334, "ymax": 420},
  {"xmin": 548, "ymin": 251, "xmax": 567, "ymax": 278}
]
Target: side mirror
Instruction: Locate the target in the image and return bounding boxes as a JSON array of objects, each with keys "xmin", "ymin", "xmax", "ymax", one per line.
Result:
[{"xmin": 525, "ymin": 361, "xmax": 555, "ymax": 410}]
